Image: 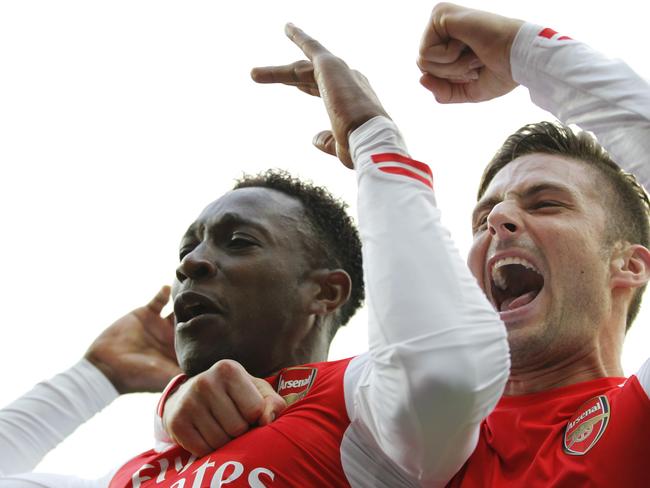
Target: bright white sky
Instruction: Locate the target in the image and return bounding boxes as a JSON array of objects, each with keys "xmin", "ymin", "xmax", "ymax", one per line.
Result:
[{"xmin": 1, "ymin": 0, "xmax": 648, "ymax": 478}]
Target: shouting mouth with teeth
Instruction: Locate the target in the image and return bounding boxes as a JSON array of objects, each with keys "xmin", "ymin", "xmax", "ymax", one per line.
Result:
[{"xmin": 489, "ymin": 256, "xmax": 545, "ymax": 316}]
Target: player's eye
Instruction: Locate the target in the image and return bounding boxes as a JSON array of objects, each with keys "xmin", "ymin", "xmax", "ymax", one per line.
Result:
[
  {"xmin": 473, "ymin": 214, "xmax": 488, "ymax": 233},
  {"xmin": 532, "ymin": 200, "xmax": 562, "ymax": 210},
  {"xmin": 178, "ymin": 244, "xmax": 196, "ymax": 261},
  {"xmin": 227, "ymin": 233, "xmax": 258, "ymax": 249}
]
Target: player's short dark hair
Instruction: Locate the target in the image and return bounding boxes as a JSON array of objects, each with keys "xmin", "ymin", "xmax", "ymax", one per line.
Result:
[
  {"xmin": 234, "ymin": 170, "xmax": 364, "ymax": 332},
  {"xmin": 478, "ymin": 121, "xmax": 650, "ymax": 330}
]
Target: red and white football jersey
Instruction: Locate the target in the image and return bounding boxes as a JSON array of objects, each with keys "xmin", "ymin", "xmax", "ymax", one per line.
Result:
[
  {"xmin": 110, "ymin": 358, "xmax": 354, "ymax": 488},
  {"xmin": 447, "ymin": 375, "xmax": 650, "ymax": 487}
]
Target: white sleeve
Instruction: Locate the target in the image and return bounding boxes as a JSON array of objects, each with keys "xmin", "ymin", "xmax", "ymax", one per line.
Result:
[
  {"xmin": 0, "ymin": 472, "xmax": 113, "ymax": 488},
  {"xmin": 343, "ymin": 116, "xmax": 510, "ymax": 486},
  {"xmin": 511, "ymin": 22, "xmax": 650, "ymax": 189},
  {"xmin": 0, "ymin": 359, "xmax": 118, "ymax": 476},
  {"xmin": 511, "ymin": 22, "xmax": 650, "ymax": 398}
]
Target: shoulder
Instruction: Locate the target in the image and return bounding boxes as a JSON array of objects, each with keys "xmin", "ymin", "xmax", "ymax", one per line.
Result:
[{"xmin": 275, "ymin": 357, "xmax": 358, "ymax": 410}]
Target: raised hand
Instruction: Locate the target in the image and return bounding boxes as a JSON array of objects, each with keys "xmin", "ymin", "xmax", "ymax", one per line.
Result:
[
  {"xmin": 251, "ymin": 23, "xmax": 389, "ymax": 168},
  {"xmin": 85, "ymin": 286, "xmax": 181, "ymax": 394},
  {"xmin": 162, "ymin": 360, "xmax": 287, "ymax": 456},
  {"xmin": 417, "ymin": 2, "xmax": 524, "ymax": 103}
]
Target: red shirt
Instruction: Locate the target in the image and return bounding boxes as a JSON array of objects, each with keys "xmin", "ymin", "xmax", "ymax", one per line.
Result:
[
  {"xmin": 110, "ymin": 358, "xmax": 353, "ymax": 488},
  {"xmin": 448, "ymin": 376, "xmax": 650, "ymax": 487}
]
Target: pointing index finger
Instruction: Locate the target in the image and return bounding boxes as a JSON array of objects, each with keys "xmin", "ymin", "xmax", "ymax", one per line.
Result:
[{"xmin": 285, "ymin": 23, "xmax": 329, "ymax": 60}]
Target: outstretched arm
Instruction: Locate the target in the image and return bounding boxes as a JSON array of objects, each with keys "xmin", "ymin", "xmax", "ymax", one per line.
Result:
[
  {"xmin": 0, "ymin": 287, "xmax": 180, "ymax": 476},
  {"xmin": 0, "ymin": 472, "xmax": 113, "ymax": 488},
  {"xmin": 0, "ymin": 361, "xmax": 117, "ymax": 477}
]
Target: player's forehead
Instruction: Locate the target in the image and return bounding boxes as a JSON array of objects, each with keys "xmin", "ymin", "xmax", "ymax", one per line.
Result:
[
  {"xmin": 478, "ymin": 153, "xmax": 598, "ymax": 205},
  {"xmin": 183, "ymin": 187, "xmax": 306, "ymax": 239}
]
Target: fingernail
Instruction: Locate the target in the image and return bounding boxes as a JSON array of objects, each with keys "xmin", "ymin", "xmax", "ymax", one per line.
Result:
[
  {"xmin": 313, "ymin": 132, "xmax": 329, "ymax": 147},
  {"xmin": 466, "ymin": 70, "xmax": 479, "ymax": 81}
]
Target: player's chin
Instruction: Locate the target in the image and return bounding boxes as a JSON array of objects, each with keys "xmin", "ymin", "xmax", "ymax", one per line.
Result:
[{"xmin": 176, "ymin": 346, "xmax": 222, "ymax": 378}]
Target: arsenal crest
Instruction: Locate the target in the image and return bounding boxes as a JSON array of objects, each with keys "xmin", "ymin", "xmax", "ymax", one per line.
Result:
[
  {"xmin": 563, "ymin": 395, "xmax": 610, "ymax": 455},
  {"xmin": 276, "ymin": 367, "xmax": 317, "ymax": 406}
]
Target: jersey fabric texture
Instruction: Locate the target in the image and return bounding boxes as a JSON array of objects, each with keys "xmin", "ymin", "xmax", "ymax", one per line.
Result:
[
  {"xmin": 111, "ymin": 358, "xmax": 353, "ymax": 488},
  {"xmin": 448, "ymin": 374, "xmax": 650, "ymax": 487}
]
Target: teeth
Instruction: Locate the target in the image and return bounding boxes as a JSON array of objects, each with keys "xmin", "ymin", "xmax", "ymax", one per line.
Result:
[{"xmin": 491, "ymin": 257, "xmax": 540, "ymax": 290}]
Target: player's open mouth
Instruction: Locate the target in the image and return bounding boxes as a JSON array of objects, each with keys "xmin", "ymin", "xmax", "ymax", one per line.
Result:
[
  {"xmin": 489, "ymin": 256, "xmax": 544, "ymax": 313},
  {"xmin": 174, "ymin": 291, "xmax": 223, "ymax": 324}
]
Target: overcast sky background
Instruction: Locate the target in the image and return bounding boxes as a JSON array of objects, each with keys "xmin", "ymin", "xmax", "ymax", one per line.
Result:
[{"xmin": 1, "ymin": 0, "xmax": 648, "ymax": 478}]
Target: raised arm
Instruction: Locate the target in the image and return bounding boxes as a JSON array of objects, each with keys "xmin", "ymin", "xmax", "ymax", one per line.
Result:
[
  {"xmin": 509, "ymin": 21, "xmax": 650, "ymax": 187},
  {"xmin": 418, "ymin": 2, "xmax": 650, "ymax": 397},
  {"xmin": 417, "ymin": 2, "xmax": 650, "ymax": 186},
  {"xmin": 251, "ymin": 24, "xmax": 510, "ymax": 485}
]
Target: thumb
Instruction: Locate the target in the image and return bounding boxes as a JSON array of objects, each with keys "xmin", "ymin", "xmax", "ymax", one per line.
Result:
[
  {"xmin": 313, "ymin": 130, "xmax": 354, "ymax": 169},
  {"xmin": 252, "ymin": 377, "xmax": 287, "ymax": 426},
  {"xmin": 312, "ymin": 130, "xmax": 337, "ymax": 157},
  {"xmin": 146, "ymin": 285, "xmax": 172, "ymax": 315}
]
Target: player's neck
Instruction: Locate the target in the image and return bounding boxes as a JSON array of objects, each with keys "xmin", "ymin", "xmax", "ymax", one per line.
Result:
[
  {"xmin": 265, "ymin": 332, "xmax": 331, "ymax": 377},
  {"xmin": 504, "ymin": 343, "xmax": 624, "ymax": 396}
]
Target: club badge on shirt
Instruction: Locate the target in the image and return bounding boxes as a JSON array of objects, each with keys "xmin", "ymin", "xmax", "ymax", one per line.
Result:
[
  {"xmin": 276, "ymin": 367, "xmax": 317, "ymax": 406},
  {"xmin": 563, "ymin": 395, "xmax": 611, "ymax": 455}
]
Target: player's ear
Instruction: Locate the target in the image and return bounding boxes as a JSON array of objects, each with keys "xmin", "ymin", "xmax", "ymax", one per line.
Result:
[
  {"xmin": 610, "ymin": 243, "xmax": 650, "ymax": 289},
  {"xmin": 306, "ymin": 269, "xmax": 352, "ymax": 315}
]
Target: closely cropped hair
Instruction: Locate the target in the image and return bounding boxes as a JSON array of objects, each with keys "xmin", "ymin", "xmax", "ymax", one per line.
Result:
[
  {"xmin": 479, "ymin": 121, "xmax": 650, "ymax": 330},
  {"xmin": 234, "ymin": 170, "xmax": 364, "ymax": 331}
]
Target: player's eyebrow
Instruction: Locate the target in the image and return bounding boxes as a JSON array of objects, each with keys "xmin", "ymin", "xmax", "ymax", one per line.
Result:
[
  {"xmin": 209, "ymin": 212, "xmax": 275, "ymax": 241},
  {"xmin": 180, "ymin": 212, "xmax": 273, "ymax": 243},
  {"xmin": 472, "ymin": 182, "xmax": 576, "ymax": 223},
  {"xmin": 520, "ymin": 182, "xmax": 576, "ymax": 200}
]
